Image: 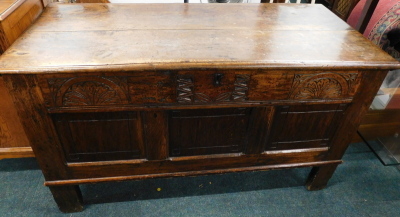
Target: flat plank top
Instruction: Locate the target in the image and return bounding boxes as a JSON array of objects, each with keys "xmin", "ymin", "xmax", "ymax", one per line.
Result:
[
  {"xmin": 0, "ymin": 0, "xmax": 16, "ymax": 13},
  {"xmin": 0, "ymin": 3, "xmax": 399, "ymax": 73},
  {"xmin": 0, "ymin": 0, "xmax": 23, "ymax": 20},
  {"xmin": 0, "ymin": 0, "xmax": 18, "ymax": 12}
]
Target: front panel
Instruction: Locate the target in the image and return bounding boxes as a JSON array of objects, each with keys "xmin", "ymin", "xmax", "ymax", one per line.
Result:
[
  {"xmin": 266, "ymin": 104, "xmax": 348, "ymax": 151},
  {"xmin": 168, "ymin": 108, "xmax": 251, "ymax": 157},
  {"xmin": 53, "ymin": 112, "xmax": 145, "ymax": 162}
]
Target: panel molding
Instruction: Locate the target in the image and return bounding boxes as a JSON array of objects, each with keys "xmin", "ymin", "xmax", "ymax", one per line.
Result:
[
  {"xmin": 266, "ymin": 104, "xmax": 348, "ymax": 151},
  {"xmin": 52, "ymin": 112, "xmax": 144, "ymax": 162}
]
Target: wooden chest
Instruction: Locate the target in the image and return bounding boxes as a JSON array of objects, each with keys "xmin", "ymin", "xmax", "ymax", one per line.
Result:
[{"xmin": 0, "ymin": 3, "xmax": 398, "ymax": 213}]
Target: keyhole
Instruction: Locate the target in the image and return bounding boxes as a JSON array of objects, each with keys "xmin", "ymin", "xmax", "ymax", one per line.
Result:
[{"xmin": 214, "ymin": 73, "xmax": 224, "ymax": 86}]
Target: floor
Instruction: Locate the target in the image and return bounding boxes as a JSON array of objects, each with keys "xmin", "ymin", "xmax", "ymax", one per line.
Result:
[{"xmin": 1, "ymin": 142, "xmax": 400, "ymax": 217}]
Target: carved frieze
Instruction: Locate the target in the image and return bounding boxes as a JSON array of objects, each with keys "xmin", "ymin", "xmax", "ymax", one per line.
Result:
[
  {"xmin": 289, "ymin": 72, "xmax": 358, "ymax": 99},
  {"xmin": 48, "ymin": 76, "xmax": 129, "ymax": 107},
  {"xmin": 176, "ymin": 74, "xmax": 250, "ymax": 103}
]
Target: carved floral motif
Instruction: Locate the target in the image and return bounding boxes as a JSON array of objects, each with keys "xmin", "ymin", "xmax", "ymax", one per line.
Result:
[
  {"xmin": 63, "ymin": 81, "xmax": 121, "ymax": 106},
  {"xmin": 293, "ymin": 78, "xmax": 342, "ymax": 99},
  {"xmin": 289, "ymin": 72, "xmax": 358, "ymax": 99},
  {"xmin": 48, "ymin": 76, "xmax": 129, "ymax": 106},
  {"xmin": 341, "ymin": 73, "xmax": 358, "ymax": 90}
]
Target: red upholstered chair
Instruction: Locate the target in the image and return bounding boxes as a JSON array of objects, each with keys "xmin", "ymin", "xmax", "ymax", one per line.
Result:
[
  {"xmin": 347, "ymin": 0, "xmax": 399, "ymax": 67},
  {"xmin": 262, "ymin": 0, "xmax": 315, "ymax": 3},
  {"xmin": 349, "ymin": 1, "xmax": 400, "ymax": 144}
]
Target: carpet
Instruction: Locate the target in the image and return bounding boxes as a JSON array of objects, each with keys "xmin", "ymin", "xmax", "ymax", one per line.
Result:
[{"xmin": 1, "ymin": 142, "xmax": 400, "ymax": 216}]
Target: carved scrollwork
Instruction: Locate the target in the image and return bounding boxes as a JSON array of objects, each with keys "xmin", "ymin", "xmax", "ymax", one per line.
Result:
[
  {"xmin": 176, "ymin": 74, "xmax": 250, "ymax": 103},
  {"xmin": 232, "ymin": 74, "xmax": 250, "ymax": 101},
  {"xmin": 341, "ymin": 73, "xmax": 358, "ymax": 90},
  {"xmin": 289, "ymin": 72, "xmax": 358, "ymax": 99},
  {"xmin": 177, "ymin": 76, "xmax": 195, "ymax": 103},
  {"xmin": 48, "ymin": 76, "xmax": 129, "ymax": 106},
  {"xmin": 47, "ymin": 78, "xmax": 71, "ymax": 105}
]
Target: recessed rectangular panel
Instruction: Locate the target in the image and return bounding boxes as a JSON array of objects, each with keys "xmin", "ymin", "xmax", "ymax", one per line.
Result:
[
  {"xmin": 266, "ymin": 104, "xmax": 347, "ymax": 150},
  {"xmin": 169, "ymin": 108, "xmax": 251, "ymax": 157},
  {"xmin": 53, "ymin": 112, "xmax": 145, "ymax": 162}
]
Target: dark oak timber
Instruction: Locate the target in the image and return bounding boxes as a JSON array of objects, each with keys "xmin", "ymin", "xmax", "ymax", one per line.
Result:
[
  {"xmin": 49, "ymin": 185, "xmax": 83, "ymax": 213},
  {"xmin": 0, "ymin": 3, "xmax": 399, "ymax": 213},
  {"xmin": 0, "ymin": 0, "xmax": 45, "ymax": 159},
  {"xmin": 143, "ymin": 111, "xmax": 169, "ymax": 160}
]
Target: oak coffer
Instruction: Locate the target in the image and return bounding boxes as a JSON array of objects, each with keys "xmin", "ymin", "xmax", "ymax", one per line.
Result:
[{"xmin": 0, "ymin": 3, "xmax": 399, "ymax": 213}]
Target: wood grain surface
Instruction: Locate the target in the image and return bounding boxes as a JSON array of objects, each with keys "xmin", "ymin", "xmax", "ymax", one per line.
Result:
[
  {"xmin": 0, "ymin": 0, "xmax": 43, "ymax": 159},
  {"xmin": 0, "ymin": 0, "xmax": 43, "ymax": 54},
  {"xmin": 0, "ymin": 3, "xmax": 398, "ymax": 73},
  {"xmin": 0, "ymin": 77, "xmax": 31, "ymax": 154}
]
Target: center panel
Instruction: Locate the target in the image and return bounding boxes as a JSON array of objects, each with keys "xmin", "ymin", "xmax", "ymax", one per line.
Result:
[{"xmin": 168, "ymin": 108, "xmax": 251, "ymax": 157}]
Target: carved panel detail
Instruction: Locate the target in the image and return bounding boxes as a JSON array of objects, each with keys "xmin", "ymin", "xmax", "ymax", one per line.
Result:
[
  {"xmin": 63, "ymin": 81, "xmax": 121, "ymax": 106},
  {"xmin": 177, "ymin": 74, "xmax": 250, "ymax": 103},
  {"xmin": 232, "ymin": 74, "xmax": 251, "ymax": 101},
  {"xmin": 341, "ymin": 73, "xmax": 358, "ymax": 90},
  {"xmin": 47, "ymin": 78, "xmax": 70, "ymax": 106},
  {"xmin": 48, "ymin": 76, "xmax": 129, "ymax": 107},
  {"xmin": 289, "ymin": 72, "xmax": 358, "ymax": 100},
  {"xmin": 176, "ymin": 76, "xmax": 195, "ymax": 103}
]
